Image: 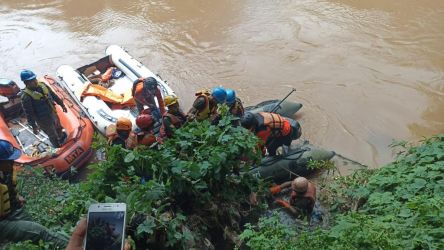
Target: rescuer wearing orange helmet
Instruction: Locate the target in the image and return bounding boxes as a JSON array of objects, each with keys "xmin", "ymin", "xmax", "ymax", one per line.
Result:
[
  {"xmin": 106, "ymin": 117, "xmax": 137, "ymax": 149},
  {"xmin": 161, "ymin": 95, "xmax": 187, "ymax": 138},
  {"xmin": 240, "ymin": 111, "xmax": 302, "ymax": 156}
]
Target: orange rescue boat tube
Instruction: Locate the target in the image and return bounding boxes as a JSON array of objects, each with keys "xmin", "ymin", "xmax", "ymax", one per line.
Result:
[{"xmin": 0, "ymin": 75, "xmax": 94, "ymax": 176}]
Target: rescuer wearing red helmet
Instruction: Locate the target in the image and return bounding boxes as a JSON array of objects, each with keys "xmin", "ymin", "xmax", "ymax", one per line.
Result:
[{"xmin": 135, "ymin": 113, "xmax": 160, "ymax": 147}]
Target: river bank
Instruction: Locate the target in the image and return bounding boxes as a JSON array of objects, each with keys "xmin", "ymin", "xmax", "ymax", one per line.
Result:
[
  {"xmin": 5, "ymin": 127, "xmax": 443, "ymax": 249},
  {"xmin": 241, "ymin": 134, "xmax": 444, "ymax": 249}
]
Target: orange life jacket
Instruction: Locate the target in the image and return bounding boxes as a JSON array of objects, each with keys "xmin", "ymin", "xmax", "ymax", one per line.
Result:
[
  {"xmin": 133, "ymin": 82, "xmax": 145, "ymax": 102},
  {"xmin": 290, "ymin": 182, "xmax": 316, "ymax": 211},
  {"xmin": 160, "ymin": 112, "xmax": 186, "ymax": 138},
  {"xmin": 256, "ymin": 112, "xmax": 291, "ymax": 144},
  {"xmin": 101, "ymin": 67, "xmax": 115, "ymax": 82},
  {"xmin": 106, "ymin": 125, "xmax": 137, "ymax": 149},
  {"xmin": 137, "ymin": 132, "xmax": 157, "ymax": 147},
  {"xmin": 259, "ymin": 112, "xmax": 287, "ymax": 132},
  {"xmin": 107, "ymin": 133, "xmax": 137, "ymax": 149},
  {"xmin": 0, "ymin": 80, "xmax": 20, "ymax": 97},
  {"xmin": 133, "ymin": 79, "xmax": 166, "ymax": 114}
]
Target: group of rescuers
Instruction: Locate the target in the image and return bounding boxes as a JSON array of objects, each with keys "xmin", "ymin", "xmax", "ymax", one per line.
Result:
[
  {"xmin": 109, "ymin": 75, "xmax": 302, "ymax": 157},
  {"xmin": 0, "ymin": 70, "xmax": 316, "ymax": 248}
]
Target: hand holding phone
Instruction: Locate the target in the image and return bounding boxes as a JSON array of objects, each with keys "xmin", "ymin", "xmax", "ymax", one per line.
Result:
[
  {"xmin": 65, "ymin": 219, "xmax": 87, "ymax": 250},
  {"xmin": 84, "ymin": 203, "xmax": 127, "ymax": 250}
]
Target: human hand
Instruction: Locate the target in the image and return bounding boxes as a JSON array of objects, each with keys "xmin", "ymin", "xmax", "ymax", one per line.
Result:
[
  {"xmin": 66, "ymin": 218, "xmax": 132, "ymax": 250},
  {"xmin": 66, "ymin": 219, "xmax": 87, "ymax": 250},
  {"xmin": 249, "ymin": 192, "xmax": 258, "ymax": 206},
  {"xmin": 187, "ymin": 114, "xmax": 195, "ymax": 122},
  {"xmin": 269, "ymin": 185, "xmax": 282, "ymax": 195},
  {"xmin": 18, "ymin": 196, "xmax": 26, "ymax": 206}
]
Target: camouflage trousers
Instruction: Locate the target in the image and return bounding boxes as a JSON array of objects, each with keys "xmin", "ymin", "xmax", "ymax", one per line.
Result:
[
  {"xmin": 0, "ymin": 208, "xmax": 69, "ymax": 248},
  {"xmin": 35, "ymin": 112, "xmax": 64, "ymax": 148}
]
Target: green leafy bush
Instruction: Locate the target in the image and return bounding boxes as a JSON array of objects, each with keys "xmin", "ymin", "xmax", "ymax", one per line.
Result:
[
  {"xmin": 307, "ymin": 159, "xmax": 335, "ymax": 171},
  {"xmin": 240, "ymin": 134, "xmax": 444, "ymax": 250},
  {"xmin": 5, "ymin": 240, "xmax": 54, "ymax": 250},
  {"xmin": 240, "ymin": 213, "xmax": 297, "ymax": 250},
  {"xmin": 16, "ymin": 168, "xmax": 91, "ymax": 231},
  {"xmin": 10, "ymin": 113, "xmax": 265, "ymax": 249}
]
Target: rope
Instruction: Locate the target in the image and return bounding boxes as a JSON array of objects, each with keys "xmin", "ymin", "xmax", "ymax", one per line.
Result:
[
  {"xmin": 258, "ymin": 147, "xmax": 315, "ymax": 183},
  {"xmin": 276, "ymin": 164, "xmax": 302, "ymax": 179},
  {"xmin": 259, "ymin": 148, "xmax": 308, "ymax": 167},
  {"xmin": 334, "ymin": 153, "xmax": 368, "ymax": 168},
  {"xmin": 274, "ymin": 164, "xmax": 320, "ymax": 185}
]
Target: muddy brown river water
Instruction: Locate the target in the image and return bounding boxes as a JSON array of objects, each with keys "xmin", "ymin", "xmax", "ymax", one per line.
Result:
[{"xmin": 1, "ymin": 0, "xmax": 443, "ymax": 169}]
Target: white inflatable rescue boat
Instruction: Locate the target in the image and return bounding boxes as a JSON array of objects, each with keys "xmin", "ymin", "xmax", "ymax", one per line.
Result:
[{"xmin": 57, "ymin": 45, "xmax": 175, "ymax": 135}]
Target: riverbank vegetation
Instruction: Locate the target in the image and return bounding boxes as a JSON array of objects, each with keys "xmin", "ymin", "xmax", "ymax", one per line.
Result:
[
  {"xmin": 240, "ymin": 134, "xmax": 444, "ymax": 249},
  {"xmin": 6, "ymin": 118, "xmax": 443, "ymax": 249},
  {"xmin": 7, "ymin": 114, "xmax": 267, "ymax": 249}
]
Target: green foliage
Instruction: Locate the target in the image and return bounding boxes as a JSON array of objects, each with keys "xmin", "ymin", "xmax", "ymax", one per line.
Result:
[
  {"xmin": 241, "ymin": 134, "xmax": 444, "ymax": 250},
  {"xmin": 319, "ymin": 169, "xmax": 374, "ymax": 213},
  {"xmin": 5, "ymin": 240, "xmax": 55, "ymax": 250},
  {"xmin": 2, "ymin": 169, "xmax": 88, "ymax": 250},
  {"xmin": 307, "ymin": 159, "xmax": 335, "ymax": 171},
  {"xmin": 100, "ymin": 114, "xmax": 263, "ymax": 248},
  {"xmin": 16, "ymin": 168, "xmax": 71, "ymax": 228},
  {"xmin": 9, "ymin": 113, "xmax": 264, "ymax": 249},
  {"xmin": 239, "ymin": 213, "xmax": 296, "ymax": 250},
  {"xmin": 16, "ymin": 168, "xmax": 90, "ymax": 231}
]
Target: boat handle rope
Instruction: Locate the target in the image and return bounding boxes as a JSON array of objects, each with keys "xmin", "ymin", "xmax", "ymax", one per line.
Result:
[
  {"xmin": 259, "ymin": 148, "xmax": 308, "ymax": 167},
  {"xmin": 334, "ymin": 153, "xmax": 368, "ymax": 169}
]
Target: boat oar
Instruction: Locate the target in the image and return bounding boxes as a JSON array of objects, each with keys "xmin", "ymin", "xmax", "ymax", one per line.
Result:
[{"xmin": 270, "ymin": 88, "xmax": 296, "ymax": 113}]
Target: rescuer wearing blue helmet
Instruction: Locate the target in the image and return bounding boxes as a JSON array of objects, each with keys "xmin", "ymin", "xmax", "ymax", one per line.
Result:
[
  {"xmin": 225, "ymin": 89, "xmax": 244, "ymax": 118},
  {"xmin": 0, "ymin": 139, "xmax": 69, "ymax": 247},
  {"xmin": 187, "ymin": 86, "xmax": 227, "ymax": 123},
  {"xmin": 211, "ymin": 87, "xmax": 227, "ymax": 104},
  {"xmin": 20, "ymin": 70, "xmax": 67, "ymax": 148}
]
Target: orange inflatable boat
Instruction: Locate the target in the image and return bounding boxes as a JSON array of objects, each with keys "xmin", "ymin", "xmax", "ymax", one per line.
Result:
[{"xmin": 0, "ymin": 75, "xmax": 94, "ymax": 177}]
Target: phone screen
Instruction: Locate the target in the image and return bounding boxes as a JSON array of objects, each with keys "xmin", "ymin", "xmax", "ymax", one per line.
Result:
[{"xmin": 85, "ymin": 211, "xmax": 125, "ymax": 250}]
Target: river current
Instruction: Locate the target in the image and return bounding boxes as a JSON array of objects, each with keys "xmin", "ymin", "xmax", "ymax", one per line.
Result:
[{"xmin": 1, "ymin": 0, "xmax": 443, "ymax": 169}]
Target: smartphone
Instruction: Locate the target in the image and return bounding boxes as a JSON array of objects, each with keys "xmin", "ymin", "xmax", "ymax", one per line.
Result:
[{"xmin": 84, "ymin": 203, "xmax": 127, "ymax": 250}]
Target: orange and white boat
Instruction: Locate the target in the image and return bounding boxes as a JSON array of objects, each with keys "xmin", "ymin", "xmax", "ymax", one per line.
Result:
[
  {"xmin": 57, "ymin": 45, "xmax": 175, "ymax": 135},
  {"xmin": 0, "ymin": 75, "xmax": 94, "ymax": 177}
]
